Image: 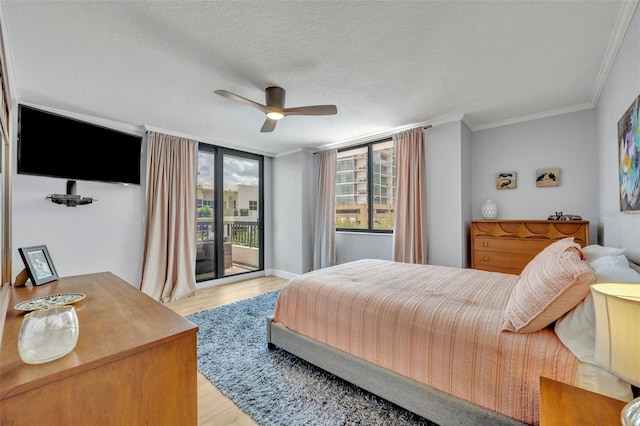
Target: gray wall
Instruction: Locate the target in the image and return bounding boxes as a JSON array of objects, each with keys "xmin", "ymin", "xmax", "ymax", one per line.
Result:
[
  {"xmin": 271, "ymin": 150, "xmax": 315, "ymax": 276},
  {"xmin": 335, "ymin": 121, "xmax": 470, "ymax": 268},
  {"xmin": 10, "ymin": 108, "xmax": 276, "ymax": 287},
  {"xmin": 9, "ymin": 7, "xmax": 639, "ymax": 281},
  {"xmin": 426, "ymin": 121, "xmax": 468, "ymax": 267},
  {"xmin": 471, "ymin": 109, "xmax": 600, "ymax": 245},
  {"xmin": 11, "ymin": 109, "xmax": 147, "ymax": 286},
  {"xmin": 597, "ymin": 5, "xmax": 640, "ymax": 263},
  {"xmin": 332, "ymin": 109, "xmax": 601, "ymax": 271}
]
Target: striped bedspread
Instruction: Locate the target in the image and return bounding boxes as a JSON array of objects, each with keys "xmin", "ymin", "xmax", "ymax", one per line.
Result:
[{"xmin": 273, "ymin": 259, "xmax": 579, "ymax": 425}]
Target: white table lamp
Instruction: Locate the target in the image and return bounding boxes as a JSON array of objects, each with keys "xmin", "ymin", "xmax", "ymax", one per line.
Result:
[{"xmin": 592, "ymin": 283, "xmax": 640, "ymax": 425}]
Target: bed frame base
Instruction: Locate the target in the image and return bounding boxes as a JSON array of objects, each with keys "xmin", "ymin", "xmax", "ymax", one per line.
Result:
[{"xmin": 267, "ymin": 316, "xmax": 526, "ymax": 426}]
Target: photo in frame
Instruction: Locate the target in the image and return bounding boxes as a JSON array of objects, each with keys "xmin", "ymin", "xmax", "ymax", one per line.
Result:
[
  {"xmin": 536, "ymin": 168, "xmax": 560, "ymax": 187},
  {"xmin": 17, "ymin": 245, "xmax": 58, "ymax": 286},
  {"xmin": 618, "ymin": 94, "xmax": 640, "ymax": 212},
  {"xmin": 496, "ymin": 171, "xmax": 517, "ymax": 189}
]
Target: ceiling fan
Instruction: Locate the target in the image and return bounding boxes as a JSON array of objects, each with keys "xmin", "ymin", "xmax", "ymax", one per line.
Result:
[{"xmin": 214, "ymin": 86, "xmax": 337, "ymax": 133}]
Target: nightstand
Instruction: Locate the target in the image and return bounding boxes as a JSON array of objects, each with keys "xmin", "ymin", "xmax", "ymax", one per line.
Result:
[{"xmin": 540, "ymin": 376, "xmax": 627, "ymax": 426}]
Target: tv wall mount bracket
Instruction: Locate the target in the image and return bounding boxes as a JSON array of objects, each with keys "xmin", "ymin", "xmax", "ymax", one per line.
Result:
[{"xmin": 46, "ymin": 180, "xmax": 96, "ymax": 207}]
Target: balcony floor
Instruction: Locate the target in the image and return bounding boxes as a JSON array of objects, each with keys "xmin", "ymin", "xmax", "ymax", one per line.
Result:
[{"xmin": 196, "ymin": 263, "xmax": 258, "ymax": 282}]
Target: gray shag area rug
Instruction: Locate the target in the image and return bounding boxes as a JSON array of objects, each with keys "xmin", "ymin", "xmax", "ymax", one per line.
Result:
[{"xmin": 186, "ymin": 291, "xmax": 438, "ymax": 426}]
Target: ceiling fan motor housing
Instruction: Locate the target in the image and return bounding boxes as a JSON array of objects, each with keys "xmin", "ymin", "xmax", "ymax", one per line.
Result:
[{"xmin": 265, "ymin": 86, "xmax": 285, "ymax": 109}]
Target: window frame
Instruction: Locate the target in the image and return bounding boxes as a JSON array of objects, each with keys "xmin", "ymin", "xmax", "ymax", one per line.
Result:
[
  {"xmin": 196, "ymin": 143, "xmax": 264, "ymax": 282},
  {"xmin": 336, "ymin": 138, "xmax": 395, "ymax": 234}
]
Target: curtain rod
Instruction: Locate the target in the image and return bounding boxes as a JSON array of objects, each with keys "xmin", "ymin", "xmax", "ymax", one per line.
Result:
[{"xmin": 313, "ymin": 124, "xmax": 433, "ymax": 154}]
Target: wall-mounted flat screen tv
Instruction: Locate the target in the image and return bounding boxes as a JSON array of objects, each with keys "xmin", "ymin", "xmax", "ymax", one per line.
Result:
[{"xmin": 18, "ymin": 104, "xmax": 142, "ymax": 185}]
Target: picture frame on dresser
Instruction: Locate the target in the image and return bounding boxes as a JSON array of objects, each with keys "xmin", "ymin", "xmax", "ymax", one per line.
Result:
[{"xmin": 16, "ymin": 245, "xmax": 58, "ymax": 286}]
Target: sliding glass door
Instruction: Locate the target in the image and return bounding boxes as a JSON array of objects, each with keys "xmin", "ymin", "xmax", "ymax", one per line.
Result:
[{"xmin": 196, "ymin": 144, "xmax": 263, "ymax": 282}]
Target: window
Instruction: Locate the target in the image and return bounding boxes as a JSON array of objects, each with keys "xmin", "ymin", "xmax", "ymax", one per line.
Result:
[{"xmin": 336, "ymin": 139, "xmax": 395, "ymax": 232}]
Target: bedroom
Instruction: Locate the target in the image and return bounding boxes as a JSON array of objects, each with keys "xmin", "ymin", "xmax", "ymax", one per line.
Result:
[
  {"xmin": 0, "ymin": 1, "xmax": 637, "ymax": 284},
  {"xmin": 0, "ymin": 1, "xmax": 640, "ymax": 425}
]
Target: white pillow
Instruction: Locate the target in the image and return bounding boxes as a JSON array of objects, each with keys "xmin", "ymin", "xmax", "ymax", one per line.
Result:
[
  {"xmin": 554, "ymin": 294, "xmax": 596, "ymax": 361},
  {"xmin": 554, "ymin": 254, "xmax": 640, "ymax": 362},
  {"xmin": 581, "ymin": 245, "xmax": 626, "ymax": 263},
  {"xmin": 589, "ymin": 254, "xmax": 640, "ymax": 283}
]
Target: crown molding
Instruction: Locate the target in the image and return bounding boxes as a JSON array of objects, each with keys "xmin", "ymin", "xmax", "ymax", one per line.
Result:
[{"xmin": 591, "ymin": 0, "xmax": 639, "ymax": 105}]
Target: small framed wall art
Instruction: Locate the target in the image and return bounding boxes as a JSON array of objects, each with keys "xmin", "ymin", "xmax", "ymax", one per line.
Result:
[
  {"xmin": 536, "ymin": 168, "xmax": 560, "ymax": 187},
  {"xmin": 496, "ymin": 171, "xmax": 516, "ymax": 189}
]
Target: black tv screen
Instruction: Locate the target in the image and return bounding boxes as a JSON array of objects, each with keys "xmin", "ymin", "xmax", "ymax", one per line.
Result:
[{"xmin": 18, "ymin": 104, "xmax": 142, "ymax": 185}]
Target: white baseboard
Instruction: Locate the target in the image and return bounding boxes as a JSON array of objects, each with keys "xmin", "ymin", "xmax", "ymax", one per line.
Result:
[{"xmin": 265, "ymin": 269, "xmax": 298, "ymax": 280}]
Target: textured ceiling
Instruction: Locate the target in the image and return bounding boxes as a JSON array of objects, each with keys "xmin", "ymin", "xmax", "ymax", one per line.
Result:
[{"xmin": 2, "ymin": 1, "xmax": 637, "ymax": 156}]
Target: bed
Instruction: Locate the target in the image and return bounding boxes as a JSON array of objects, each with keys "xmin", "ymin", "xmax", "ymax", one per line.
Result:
[{"xmin": 267, "ymin": 239, "xmax": 640, "ymax": 425}]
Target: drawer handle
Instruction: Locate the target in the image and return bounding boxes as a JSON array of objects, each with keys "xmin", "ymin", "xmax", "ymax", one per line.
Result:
[
  {"xmin": 482, "ymin": 242, "xmax": 489, "ymax": 247},
  {"xmin": 482, "ymin": 256, "xmax": 489, "ymax": 261}
]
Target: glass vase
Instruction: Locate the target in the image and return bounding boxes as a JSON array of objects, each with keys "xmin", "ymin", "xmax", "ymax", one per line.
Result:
[{"xmin": 18, "ymin": 305, "xmax": 79, "ymax": 364}]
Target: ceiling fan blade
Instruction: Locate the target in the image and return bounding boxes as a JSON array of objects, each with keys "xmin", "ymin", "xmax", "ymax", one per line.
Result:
[
  {"xmin": 260, "ymin": 118, "xmax": 277, "ymax": 133},
  {"xmin": 282, "ymin": 105, "xmax": 338, "ymax": 116},
  {"xmin": 214, "ymin": 90, "xmax": 268, "ymax": 113}
]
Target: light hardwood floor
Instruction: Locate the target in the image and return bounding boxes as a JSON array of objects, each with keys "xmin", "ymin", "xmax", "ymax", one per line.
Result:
[{"xmin": 165, "ymin": 275, "xmax": 288, "ymax": 426}]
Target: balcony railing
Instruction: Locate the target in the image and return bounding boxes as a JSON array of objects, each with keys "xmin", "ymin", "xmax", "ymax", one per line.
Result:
[
  {"xmin": 225, "ymin": 221, "xmax": 259, "ymax": 248},
  {"xmin": 197, "ymin": 219, "xmax": 259, "ymax": 248}
]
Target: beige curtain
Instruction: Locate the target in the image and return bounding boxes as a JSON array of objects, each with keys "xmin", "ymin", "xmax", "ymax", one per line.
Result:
[
  {"xmin": 393, "ymin": 127, "xmax": 428, "ymax": 264},
  {"xmin": 140, "ymin": 131, "xmax": 198, "ymax": 302},
  {"xmin": 313, "ymin": 149, "xmax": 337, "ymax": 269}
]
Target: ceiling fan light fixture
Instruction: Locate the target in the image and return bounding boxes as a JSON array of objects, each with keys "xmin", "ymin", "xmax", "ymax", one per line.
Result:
[
  {"xmin": 214, "ymin": 86, "xmax": 337, "ymax": 132},
  {"xmin": 266, "ymin": 111, "xmax": 284, "ymax": 120}
]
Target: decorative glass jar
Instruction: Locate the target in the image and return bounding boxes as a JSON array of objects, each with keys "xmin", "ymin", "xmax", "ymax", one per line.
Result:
[
  {"xmin": 18, "ymin": 305, "xmax": 79, "ymax": 364},
  {"xmin": 481, "ymin": 200, "xmax": 498, "ymax": 219}
]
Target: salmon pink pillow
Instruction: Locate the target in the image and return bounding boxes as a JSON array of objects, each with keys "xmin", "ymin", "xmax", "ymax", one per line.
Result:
[
  {"xmin": 519, "ymin": 237, "xmax": 583, "ymax": 278},
  {"xmin": 502, "ymin": 249, "xmax": 595, "ymax": 333}
]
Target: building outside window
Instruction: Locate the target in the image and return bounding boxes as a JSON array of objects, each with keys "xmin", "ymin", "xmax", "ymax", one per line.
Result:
[{"xmin": 336, "ymin": 139, "xmax": 395, "ymax": 231}]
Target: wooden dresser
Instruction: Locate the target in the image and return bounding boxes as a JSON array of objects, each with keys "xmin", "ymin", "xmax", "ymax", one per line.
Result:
[
  {"xmin": 471, "ymin": 220, "xmax": 589, "ymax": 274},
  {"xmin": 0, "ymin": 272, "xmax": 198, "ymax": 425}
]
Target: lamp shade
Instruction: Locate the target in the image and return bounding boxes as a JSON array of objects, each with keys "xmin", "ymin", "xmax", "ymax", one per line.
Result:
[{"xmin": 591, "ymin": 283, "xmax": 640, "ymax": 387}]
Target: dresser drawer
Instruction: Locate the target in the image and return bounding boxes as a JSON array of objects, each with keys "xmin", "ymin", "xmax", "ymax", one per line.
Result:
[
  {"xmin": 473, "ymin": 250, "xmax": 533, "ymax": 273},
  {"xmin": 473, "ymin": 238, "xmax": 553, "ymax": 256},
  {"xmin": 474, "ymin": 263, "xmax": 522, "ymax": 275}
]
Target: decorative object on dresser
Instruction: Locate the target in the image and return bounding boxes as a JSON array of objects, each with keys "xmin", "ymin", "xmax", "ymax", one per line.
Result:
[
  {"xmin": 536, "ymin": 167, "xmax": 560, "ymax": 187},
  {"xmin": 591, "ymin": 283, "xmax": 640, "ymax": 426},
  {"xmin": 480, "ymin": 199, "xmax": 498, "ymax": 219},
  {"xmin": 618, "ymin": 93, "xmax": 640, "ymax": 212},
  {"xmin": 547, "ymin": 211, "xmax": 583, "ymax": 220},
  {"xmin": 18, "ymin": 304, "xmax": 79, "ymax": 364},
  {"xmin": 16, "ymin": 245, "xmax": 58, "ymax": 286},
  {"xmin": 470, "ymin": 220, "xmax": 589, "ymax": 274},
  {"xmin": 496, "ymin": 171, "xmax": 516, "ymax": 189}
]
